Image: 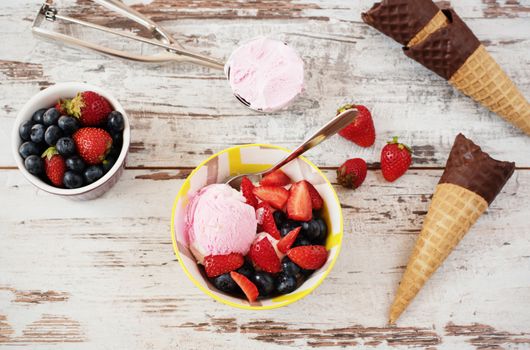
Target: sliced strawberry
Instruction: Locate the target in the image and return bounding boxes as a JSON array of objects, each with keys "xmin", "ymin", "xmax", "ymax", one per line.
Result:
[
  {"xmin": 302, "ymin": 180, "xmax": 323, "ymax": 210},
  {"xmin": 277, "ymin": 227, "xmax": 301, "ymax": 254},
  {"xmin": 230, "ymin": 271, "xmax": 259, "ymax": 302},
  {"xmin": 256, "ymin": 203, "xmax": 281, "ymax": 239},
  {"xmin": 260, "ymin": 169, "xmax": 291, "ymax": 186},
  {"xmin": 203, "ymin": 253, "xmax": 244, "ymax": 278},
  {"xmin": 249, "ymin": 237, "xmax": 281, "ymax": 273},
  {"xmin": 253, "ymin": 185, "xmax": 289, "ymax": 210},
  {"xmin": 287, "ymin": 245, "xmax": 328, "ymax": 270},
  {"xmin": 286, "ymin": 181, "xmax": 312, "ymax": 221},
  {"xmin": 240, "ymin": 176, "xmax": 258, "ymax": 208}
]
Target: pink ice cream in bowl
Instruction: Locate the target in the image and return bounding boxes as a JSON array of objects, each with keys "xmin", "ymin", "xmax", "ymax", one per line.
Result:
[
  {"xmin": 225, "ymin": 37, "xmax": 305, "ymax": 112},
  {"xmin": 171, "ymin": 111, "xmax": 356, "ymax": 310}
]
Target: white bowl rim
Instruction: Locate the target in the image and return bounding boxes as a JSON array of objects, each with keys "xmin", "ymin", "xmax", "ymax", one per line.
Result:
[{"xmin": 11, "ymin": 82, "xmax": 131, "ymax": 196}]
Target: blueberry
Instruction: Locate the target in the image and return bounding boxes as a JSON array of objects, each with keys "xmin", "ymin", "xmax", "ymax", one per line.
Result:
[
  {"xmin": 315, "ymin": 218, "xmax": 328, "ymax": 243},
  {"xmin": 253, "ymin": 271, "xmax": 275, "ymax": 296},
  {"xmin": 108, "ymin": 145, "xmax": 121, "ymax": 159},
  {"xmin": 212, "ymin": 273, "xmax": 237, "ymax": 293},
  {"xmin": 63, "ymin": 171, "xmax": 83, "ymax": 189},
  {"xmin": 42, "ymin": 108, "xmax": 60, "ymax": 126},
  {"xmin": 110, "ymin": 131, "xmax": 122, "ymax": 147},
  {"xmin": 280, "ymin": 226, "xmax": 291, "ymax": 237},
  {"xmin": 44, "ymin": 125, "xmax": 63, "ymax": 146},
  {"xmin": 293, "ymin": 237, "xmax": 311, "ymax": 247},
  {"xmin": 281, "ymin": 256, "xmax": 301, "ymax": 277},
  {"xmin": 56, "ymin": 137, "xmax": 75, "ymax": 156},
  {"xmin": 19, "ymin": 141, "xmax": 41, "ymax": 159},
  {"xmin": 31, "ymin": 108, "xmax": 46, "ymax": 124},
  {"xmin": 102, "ymin": 155, "xmax": 116, "ymax": 173},
  {"xmin": 280, "ymin": 220, "xmax": 302, "ymax": 235},
  {"xmin": 83, "ymin": 165, "xmax": 103, "ymax": 184},
  {"xmin": 301, "ymin": 220, "xmax": 320, "ymax": 241},
  {"xmin": 24, "ymin": 155, "xmax": 43, "ymax": 175},
  {"xmin": 236, "ymin": 261, "xmax": 254, "ymax": 279},
  {"xmin": 106, "ymin": 111, "xmax": 125, "ymax": 133},
  {"xmin": 30, "ymin": 124, "xmax": 45, "ymax": 143},
  {"xmin": 57, "ymin": 116, "xmax": 80, "ymax": 135},
  {"xmin": 65, "ymin": 155, "xmax": 86, "ymax": 173},
  {"xmin": 276, "ymin": 273, "xmax": 297, "ymax": 294},
  {"xmin": 19, "ymin": 120, "xmax": 34, "ymax": 141},
  {"xmin": 273, "ymin": 210, "xmax": 287, "ymax": 227}
]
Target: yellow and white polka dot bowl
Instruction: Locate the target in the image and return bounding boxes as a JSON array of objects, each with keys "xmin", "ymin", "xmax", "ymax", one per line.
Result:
[{"xmin": 171, "ymin": 144, "xmax": 343, "ymax": 310}]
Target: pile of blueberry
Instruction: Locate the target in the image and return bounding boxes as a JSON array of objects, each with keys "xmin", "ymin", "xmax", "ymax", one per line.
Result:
[
  {"xmin": 209, "ymin": 210, "xmax": 328, "ymax": 299},
  {"xmin": 18, "ymin": 93, "xmax": 125, "ymax": 189}
]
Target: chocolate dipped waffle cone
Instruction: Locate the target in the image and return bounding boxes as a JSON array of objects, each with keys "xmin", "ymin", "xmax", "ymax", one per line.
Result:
[
  {"xmin": 404, "ymin": 9, "xmax": 530, "ymax": 135},
  {"xmin": 389, "ymin": 134, "xmax": 514, "ymax": 324}
]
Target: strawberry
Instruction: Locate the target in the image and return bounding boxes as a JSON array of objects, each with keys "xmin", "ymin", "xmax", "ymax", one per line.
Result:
[
  {"xmin": 42, "ymin": 147, "xmax": 65, "ymax": 187},
  {"xmin": 249, "ymin": 237, "xmax": 281, "ymax": 273},
  {"xmin": 337, "ymin": 104, "xmax": 375, "ymax": 147},
  {"xmin": 381, "ymin": 136, "xmax": 412, "ymax": 182},
  {"xmin": 72, "ymin": 127, "xmax": 112, "ymax": 165},
  {"xmin": 287, "ymin": 245, "xmax": 328, "ymax": 270},
  {"xmin": 277, "ymin": 227, "xmax": 301, "ymax": 254},
  {"xmin": 253, "ymin": 185, "xmax": 289, "ymax": 210},
  {"xmin": 337, "ymin": 158, "xmax": 367, "ymax": 189},
  {"xmin": 55, "ymin": 100, "xmax": 66, "ymax": 114},
  {"xmin": 302, "ymin": 180, "xmax": 323, "ymax": 210},
  {"xmin": 61, "ymin": 91, "xmax": 112, "ymax": 126},
  {"xmin": 256, "ymin": 203, "xmax": 281, "ymax": 239},
  {"xmin": 286, "ymin": 181, "xmax": 312, "ymax": 221},
  {"xmin": 230, "ymin": 271, "xmax": 259, "ymax": 302},
  {"xmin": 260, "ymin": 169, "xmax": 291, "ymax": 186},
  {"xmin": 203, "ymin": 253, "xmax": 244, "ymax": 278},
  {"xmin": 240, "ymin": 176, "xmax": 258, "ymax": 208}
]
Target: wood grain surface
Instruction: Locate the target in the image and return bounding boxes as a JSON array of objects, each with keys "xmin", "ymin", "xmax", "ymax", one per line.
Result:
[{"xmin": 0, "ymin": 0, "xmax": 529, "ymax": 349}]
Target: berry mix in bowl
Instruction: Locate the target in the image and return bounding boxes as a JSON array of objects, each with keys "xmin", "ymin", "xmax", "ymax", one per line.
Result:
[
  {"xmin": 11, "ymin": 83, "xmax": 130, "ymax": 200},
  {"xmin": 171, "ymin": 144, "xmax": 343, "ymax": 309}
]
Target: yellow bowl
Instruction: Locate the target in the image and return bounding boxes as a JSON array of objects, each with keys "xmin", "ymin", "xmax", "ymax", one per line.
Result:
[{"xmin": 170, "ymin": 144, "xmax": 343, "ymax": 310}]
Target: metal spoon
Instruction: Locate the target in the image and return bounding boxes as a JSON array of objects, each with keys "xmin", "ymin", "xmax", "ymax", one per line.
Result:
[{"xmin": 225, "ymin": 108, "xmax": 358, "ymax": 188}]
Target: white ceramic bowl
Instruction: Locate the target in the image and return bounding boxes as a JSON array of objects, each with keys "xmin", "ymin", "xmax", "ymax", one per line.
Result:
[{"xmin": 11, "ymin": 82, "xmax": 130, "ymax": 200}]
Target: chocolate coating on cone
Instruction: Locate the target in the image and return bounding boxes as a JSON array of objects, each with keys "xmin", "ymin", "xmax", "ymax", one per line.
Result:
[
  {"xmin": 403, "ymin": 9, "xmax": 480, "ymax": 80},
  {"xmin": 361, "ymin": 0, "xmax": 440, "ymax": 46},
  {"xmin": 439, "ymin": 134, "xmax": 515, "ymax": 204}
]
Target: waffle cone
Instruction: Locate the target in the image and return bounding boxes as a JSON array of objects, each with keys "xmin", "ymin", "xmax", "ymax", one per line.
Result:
[
  {"xmin": 407, "ymin": 10, "xmax": 448, "ymax": 47},
  {"xmin": 450, "ymin": 45, "xmax": 530, "ymax": 135},
  {"xmin": 389, "ymin": 183, "xmax": 488, "ymax": 324}
]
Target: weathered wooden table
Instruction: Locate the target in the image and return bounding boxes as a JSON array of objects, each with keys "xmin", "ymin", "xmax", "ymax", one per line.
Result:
[{"xmin": 1, "ymin": 0, "xmax": 529, "ymax": 348}]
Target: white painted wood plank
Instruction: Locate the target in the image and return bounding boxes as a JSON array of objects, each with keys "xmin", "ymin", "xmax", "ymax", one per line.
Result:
[{"xmin": 1, "ymin": 169, "xmax": 529, "ymax": 348}]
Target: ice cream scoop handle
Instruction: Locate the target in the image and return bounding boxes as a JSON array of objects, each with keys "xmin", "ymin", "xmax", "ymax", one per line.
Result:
[{"xmin": 265, "ymin": 108, "xmax": 358, "ymax": 175}]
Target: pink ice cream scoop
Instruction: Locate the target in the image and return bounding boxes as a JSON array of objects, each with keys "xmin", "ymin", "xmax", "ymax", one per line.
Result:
[
  {"xmin": 226, "ymin": 37, "xmax": 304, "ymax": 112},
  {"xmin": 184, "ymin": 184, "xmax": 257, "ymax": 263}
]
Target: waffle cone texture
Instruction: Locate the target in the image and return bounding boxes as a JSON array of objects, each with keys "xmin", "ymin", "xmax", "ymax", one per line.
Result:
[
  {"xmin": 388, "ymin": 183, "xmax": 488, "ymax": 324},
  {"xmin": 450, "ymin": 45, "xmax": 530, "ymax": 135}
]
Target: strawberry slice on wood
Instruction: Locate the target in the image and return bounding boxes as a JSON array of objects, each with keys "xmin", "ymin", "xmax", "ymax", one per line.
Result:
[
  {"xmin": 260, "ymin": 169, "xmax": 291, "ymax": 186},
  {"xmin": 253, "ymin": 185, "xmax": 289, "ymax": 210},
  {"xmin": 287, "ymin": 245, "xmax": 328, "ymax": 270},
  {"xmin": 230, "ymin": 271, "xmax": 259, "ymax": 302},
  {"xmin": 277, "ymin": 227, "xmax": 301, "ymax": 254},
  {"xmin": 203, "ymin": 253, "xmax": 244, "ymax": 278},
  {"xmin": 286, "ymin": 181, "xmax": 312, "ymax": 221}
]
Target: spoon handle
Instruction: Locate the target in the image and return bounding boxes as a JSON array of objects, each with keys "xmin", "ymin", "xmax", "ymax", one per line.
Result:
[{"xmin": 265, "ymin": 108, "xmax": 358, "ymax": 175}]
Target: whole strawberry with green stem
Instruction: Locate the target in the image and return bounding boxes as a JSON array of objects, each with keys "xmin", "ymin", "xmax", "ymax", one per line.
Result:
[
  {"xmin": 60, "ymin": 91, "xmax": 112, "ymax": 126},
  {"xmin": 337, "ymin": 104, "xmax": 375, "ymax": 147},
  {"xmin": 73, "ymin": 127, "xmax": 113, "ymax": 165},
  {"xmin": 337, "ymin": 158, "xmax": 367, "ymax": 189},
  {"xmin": 42, "ymin": 146, "xmax": 66, "ymax": 187},
  {"xmin": 381, "ymin": 136, "xmax": 412, "ymax": 182}
]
